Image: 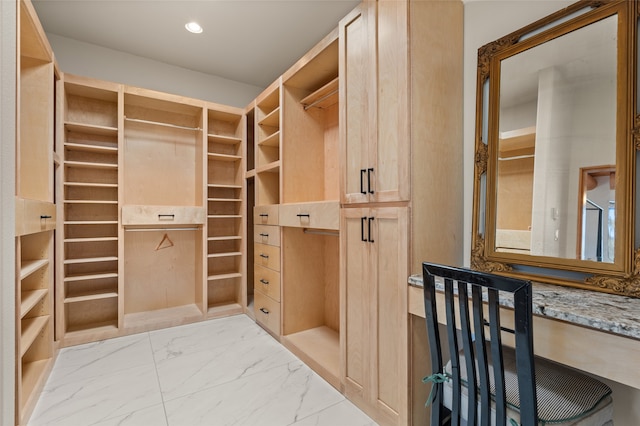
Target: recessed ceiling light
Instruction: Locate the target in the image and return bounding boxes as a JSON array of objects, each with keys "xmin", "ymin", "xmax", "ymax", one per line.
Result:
[{"xmin": 185, "ymin": 22, "xmax": 203, "ymax": 34}]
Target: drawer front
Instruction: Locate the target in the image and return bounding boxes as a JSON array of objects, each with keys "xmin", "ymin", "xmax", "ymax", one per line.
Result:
[
  {"xmin": 279, "ymin": 201, "xmax": 339, "ymax": 230},
  {"xmin": 254, "ymin": 205, "xmax": 279, "ymax": 226},
  {"xmin": 254, "ymin": 290, "xmax": 281, "ymax": 336},
  {"xmin": 254, "ymin": 265, "xmax": 281, "ymax": 302},
  {"xmin": 254, "ymin": 224, "xmax": 281, "ymax": 247},
  {"xmin": 17, "ymin": 198, "xmax": 56, "ymax": 236},
  {"xmin": 122, "ymin": 205, "xmax": 206, "ymax": 226},
  {"xmin": 254, "ymin": 243, "xmax": 281, "ymax": 271}
]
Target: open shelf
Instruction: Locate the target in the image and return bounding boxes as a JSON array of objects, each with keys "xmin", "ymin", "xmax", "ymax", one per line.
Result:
[
  {"xmin": 208, "ymin": 272, "xmax": 243, "ymax": 281},
  {"xmin": 258, "ymin": 107, "xmax": 280, "ymax": 128},
  {"xmin": 64, "ymin": 160, "xmax": 118, "ymax": 170},
  {"xmin": 64, "ymin": 140, "xmax": 118, "ymax": 153},
  {"xmin": 64, "ymin": 182, "xmax": 118, "ymax": 188},
  {"xmin": 65, "ymin": 288, "xmax": 118, "ymax": 303},
  {"xmin": 282, "ymin": 326, "xmax": 340, "ymax": 387},
  {"xmin": 64, "ymin": 256, "xmax": 118, "ymax": 264},
  {"xmin": 124, "ymin": 304, "xmax": 203, "ymax": 330},
  {"xmin": 207, "ymin": 252, "xmax": 242, "ymax": 258},
  {"xmin": 20, "ymin": 316, "xmax": 50, "ymax": 357},
  {"xmin": 208, "ymin": 134, "xmax": 242, "ymax": 145},
  {"xmin": 20, "ymin": 289, "xmax": 48, "ymax": 319},
  {"xmin": 65, "ymin": 320, "xmax": 118, "ymax": 336},
  {"xmin": 20, "ymin": 259, "xmax": 49, "ymax": 280},
  {"xmin": 208, "ymin": 153, "xmax": 242, "ymax": 162},
  {"xmin": 207, "ymin": 302, "xmax": 243, "ymax": 318},
  {"xmin": 258, "ymin": 131, "xmax": 280, "ymax": 148},
  {"xmin": 63, "ymin": 272, "xmax": 118, "ymax": 282}
]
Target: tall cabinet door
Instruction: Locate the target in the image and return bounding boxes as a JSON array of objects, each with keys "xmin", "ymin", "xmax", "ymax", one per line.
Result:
[
  {"xmin": 341, "ymin": 206, "xmax": 408, "ymax": 425},
  {"xmin": 342, "ymin": 207, "xmax": 372, "ymax": 402},
  {"xmin": 340, "ymin": 2, "xmax": 374, "ymax": 205},
  {"xmin": 370, "ymin": 206, "xmax": 408, "ymax": 425},
  {"xmin": 340, "ymin": 0, "xmax": 410, "ymax": 205}
]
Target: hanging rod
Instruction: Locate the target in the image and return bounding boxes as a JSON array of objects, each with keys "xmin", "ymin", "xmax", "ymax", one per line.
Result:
[
  {"xmin": 124, "ymin": 116, "xmax": 201, "ymax": 131},
  {"xmin": 303, "ymin": 228, "xmax": 339, "ymax": 237},
  {"xmin": 125, "ymin": 227, "xmax": 201, "ymax": 232},
  {"xmin": 303, "ymin": 89, "xmax": 339, "ymax": 111}
]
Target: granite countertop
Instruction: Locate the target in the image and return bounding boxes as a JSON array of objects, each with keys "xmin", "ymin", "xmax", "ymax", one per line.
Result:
[{"xmin": 409, "ymin": 274, "xmax": 640, "ymax": 341}]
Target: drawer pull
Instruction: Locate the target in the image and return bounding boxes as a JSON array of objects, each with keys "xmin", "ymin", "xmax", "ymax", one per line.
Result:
[
  {"xmin": 40, "ymin": 215, "xmax": 52, "ymax": 219},
  {"xmin": 260, "ymin": 279, "xmax": 269, "ymax": 285},
  {"xmin": 260, "ymin": 253, "xmax": 269, "ymax": 259},
  {"xmin": 259, "ymin": 233, "xmax": 269, "ymax": 237},
  {"xmin": 259, "ymin": 213, "xmax": 269, "ymax": 217},
  {"xmin": 260, "ymin": 308, "xmax": 270, "ymax": 315},
  {"xmin": 158, "ymin": 214, "xmax": 175, "ymax": 220},
  {"xmin": 296, "ymin": 214, "xmax": 310, "ymax": 218}
]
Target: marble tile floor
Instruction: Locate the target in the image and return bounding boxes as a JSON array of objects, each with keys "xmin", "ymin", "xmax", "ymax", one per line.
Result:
[{"xmin": 28, "ymin": 314, "xmax": 378, "ymax": 426}]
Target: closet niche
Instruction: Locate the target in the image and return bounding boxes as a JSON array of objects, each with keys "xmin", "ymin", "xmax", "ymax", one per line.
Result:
[{"xmin": 122, "ymin": 89, "xmax": 206, "ymax": 330}]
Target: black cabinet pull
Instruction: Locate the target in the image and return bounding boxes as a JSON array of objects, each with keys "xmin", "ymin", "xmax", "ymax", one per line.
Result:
[
  {"xmin": 260, "ymin": 308, "xmax": 270, "ymax": 315},
  {"xmin": 40, "ymin": 215, "xmax": 52, "ymax": 219},
  {"xmin": 367, "ymin": 168, "xmax": 374, "ymax": 194},
  {"xmin": 297, "ymin": 213, "xmax": 310, "ymax": 218},
  {"xmin": 360, "ymin": 169, "xmax": 367, "ymax": 194},
  {"xmin": 260, "ymin": 279, "xmax": 269, "ymax": 285},
  {"xmin": 361, "ymin": 217, "xmax": 367, "ymax": 242},
  {"xmin": 259, "ymin": 233, "xmax": 269, "ymax": 237},
  {"xmin": 260, "ymin": 253, "xmax": 269, "ymax": 259},
  {"xmin": 368, "ymin": 217, "xmax": 375, "ymax": 243},
  {"xmin": 158, "ymin": 214, "xmax": 175, "ymax": 219},
  {"xmin": 259, "ymin": 213, "xmax": 269, "ymax": 217}
]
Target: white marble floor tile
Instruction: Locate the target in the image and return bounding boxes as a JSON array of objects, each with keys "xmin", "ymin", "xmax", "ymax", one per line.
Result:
[
  {"xmin": 47, "ymin": 333, "xmax": 154, "ymax": 385},
  {"xmin": 92, "ymin": 403, "xmax": 168, "ymax": 426},
  {"xmin": 290, "ymin": 400, "xmax": 377, "ymax": 426},
  {"xmin": 28, "ymin": 363, "xmax": 163, "ymax": 426},
  {"xmin": 150, "ymin": 314, "xmax": 266, "ymax": 362},
  {"xmin": 156, "ymin": 332, "xmax": 298, "ymax": 401},
  {"xmin": 164, "ymin": 360, "xmax": 345, "ymax": 426}
]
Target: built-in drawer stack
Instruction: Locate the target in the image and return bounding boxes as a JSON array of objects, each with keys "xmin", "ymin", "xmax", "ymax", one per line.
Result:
[{"xmin": 253, "ymin": 205, "xmax": 280, "ymax": 335}]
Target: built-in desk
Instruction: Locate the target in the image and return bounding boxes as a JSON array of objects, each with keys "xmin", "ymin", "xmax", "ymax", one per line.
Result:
[{"xmin": 408, "ymin": 275, "xmax": 640, "ymax": 390}]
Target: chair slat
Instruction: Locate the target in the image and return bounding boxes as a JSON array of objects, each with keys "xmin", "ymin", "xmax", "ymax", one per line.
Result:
[
  {"xmin": 444, "ymin": 278, "xmax": 461, "ymax": 425},
  {"xmin": 423, "ymin": 265, "xmax": 445, "ymax": 425},
  {"xmin": 488, "ymin": 288, "xmax": 506, "ymax": 426},
  {"xmin": 458, "ymin": 282, "xmax": 477, "ymax": 425},
  {"xmin": 472, "ymin": 285, "xmax": 490, "ymax": 426},
  {"xmin": 513, "ymin": 285, "xmax": 537, "ymax": 425}
]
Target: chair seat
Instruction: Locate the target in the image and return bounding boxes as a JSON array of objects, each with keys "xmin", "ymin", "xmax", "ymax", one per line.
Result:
[{"xmin": 442, "ymin": 346, "xmax": 613, "ymax": 425}]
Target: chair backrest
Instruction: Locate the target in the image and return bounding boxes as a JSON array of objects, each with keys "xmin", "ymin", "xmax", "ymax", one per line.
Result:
[{"xmin": 422, "ymin": 262, "xmax": 537, "ymax": 426}]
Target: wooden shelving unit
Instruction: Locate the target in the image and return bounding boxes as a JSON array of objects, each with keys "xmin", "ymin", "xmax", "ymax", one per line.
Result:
[
  {"xmin": 59, "ymin": 75, "xmax": 121, "ymax": 342},
  {"xmin": 205, "ymin": 106, "xmax": 245, "ymax": 318},
  {"xmin": 255, "ymin": 80, "xmax": 282, "ymax": 206},
  {"xmin": 15, "ymin": 1, "xmax": 56, "ymax": 423}
]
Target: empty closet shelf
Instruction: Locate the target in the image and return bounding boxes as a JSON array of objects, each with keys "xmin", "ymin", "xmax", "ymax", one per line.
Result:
[
  {"xmin": 20, "ymin": 259, "xmax": 49, "ymax": 280},
  {"xmin": 20, "ymin": 290, "xmax": 48, "ymax": 319},
  {"xmin": 20, "ymin": 316, "xmax": 50, "ymax": 357},
  {"xmin": 64, "ymin": 160, "xmax": 118, "ymax": 169},
  {"xmin": 64, "ymin": 289, "xmax": 118, "ymax": 304},
  {"xmin": 64, "ymin": 256, "xmax": 118, "ymax": 264},
  {"xmin": 63, "ymin": 272, "xmax": 118, "ymax": 282},
  {"xmin": 64, "ymin": 121, "xmax": 118, "ymax": 136},
  {"xmin": 207, "ymin": 134, "xmax": 242, "ymax": 144},
  {"xmin": 207, "ymin": 252, "xmax": 242, "ymax": 258},
  {"xmin": 207, "ymin": 272, "xmax": 243, "ymax": 281}
]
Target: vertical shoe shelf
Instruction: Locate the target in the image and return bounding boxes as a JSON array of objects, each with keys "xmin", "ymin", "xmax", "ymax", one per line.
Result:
[
  {"xmin": 59, "ymin": 76, "xmax": 121, "ymax": 344},
  {"xmin": 205, "ymin": 106, "xmax": 246, "ymax": 317},
  {"xmin": 255, "ymin": 79, "xmax": 281, "ymax": 205}
]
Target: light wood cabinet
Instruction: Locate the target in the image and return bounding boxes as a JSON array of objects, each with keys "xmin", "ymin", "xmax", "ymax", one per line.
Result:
[
  {"xmin": 341, "ymin": 207, "xmax": 408, "ymax": 425},
  {"xmin": 253, "ymin": 210, "xmax": 282, "ymax": 335},
  {"xmin": 16, "ymin": 1, "xmax": 56, "ymax": 423},
  {"xmin": 339, "ymin": 1, "xmax": 463, "ymax": 425},
  {"xmin": 255, "ymin": 80, "xmax": 281, "ymax": 206}
]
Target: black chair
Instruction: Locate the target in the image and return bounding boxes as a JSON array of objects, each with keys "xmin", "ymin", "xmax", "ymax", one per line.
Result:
[{"xmin": 422, "ymin": 262, "xmax": 613, "ymax": 426}]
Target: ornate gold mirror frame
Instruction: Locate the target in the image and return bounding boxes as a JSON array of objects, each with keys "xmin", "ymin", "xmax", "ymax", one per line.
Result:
[{"xmin": 471, "ymin": 0, "xmax": 640, "ymax": 297}]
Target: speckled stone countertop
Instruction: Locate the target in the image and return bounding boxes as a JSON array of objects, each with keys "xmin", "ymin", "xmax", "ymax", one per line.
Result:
[{"xmin": 409, "ymin": 274, "xmax": 640, "ymax": 341}]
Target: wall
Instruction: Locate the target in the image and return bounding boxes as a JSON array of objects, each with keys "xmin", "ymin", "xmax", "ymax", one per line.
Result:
[
  {"xmin": 463, "ymin": 1, "xmax": 640, "ymax": 424},
  {"xmin": 47, "ymin": 34, "xmax": 263, "ymax": 108},
  {"xmin": 0, "ymin": 0, "xmax": 16, "ymax": 424}
]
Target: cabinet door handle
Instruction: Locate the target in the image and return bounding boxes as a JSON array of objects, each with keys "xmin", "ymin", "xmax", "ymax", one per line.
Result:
[
  {"xmin": 40, "ymin": 215, "xmax": 52, "ymax": 219},
  {"xmin": 297, "ymin": 213, "xmax": 310, "ymax": 218},
  {"xmin": 259, "ymin": 213, "xmax": 269, "ymax": 217},
  {"xmin": 260, "ymin": 279, "xmax": 269, "ymax": 285},
  {"xmin": 260, "ymin": 308, "xmax": 270, "ymax": 315},
  {"xmin": 360, "ymin": 169, "xmax": 367, "ymax": 194},
  {"xmin": 260, "ymin": 253, "xmax": 269, "ymax": 259},
  {"xmin": 368, "ymin": 217, "xmax": 375, "ymax": 243},
  {"xmin": 259, "ymin": 233, "xmax": 269, "ymax": 237},
  {"xmin": 158, "ymin": 214, "xmax": 175, "ymax": 220},
  {"xmin": 361, "ymin": 217, "xmax": 367, "ymax": 242},
  {"xmin": 367, "ymin": 168, "xmax": 374, "ymax": 194}
]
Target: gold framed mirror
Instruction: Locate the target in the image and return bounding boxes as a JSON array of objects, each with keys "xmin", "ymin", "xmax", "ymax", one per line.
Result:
[{"xmin": 471, "ymin": 0, "xmax": 639, "ymax": 297}]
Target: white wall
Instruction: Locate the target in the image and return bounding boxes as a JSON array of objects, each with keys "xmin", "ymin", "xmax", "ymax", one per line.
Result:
[
  {"xmin": 463, "ymin": 2, "xmax": 640, "ymax": 423},
  {"xmin": 47, "ymin": 33, "xmax": 264, "ymax": 108},
  {"xmin": 0, "ymin": 0, "xmax": 16, "ymax": 424}
]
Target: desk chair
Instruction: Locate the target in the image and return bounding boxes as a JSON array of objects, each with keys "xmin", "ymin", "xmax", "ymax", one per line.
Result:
[{"xmin": 422, "ymin": 262, "xmax": 613, "ymax": 426}]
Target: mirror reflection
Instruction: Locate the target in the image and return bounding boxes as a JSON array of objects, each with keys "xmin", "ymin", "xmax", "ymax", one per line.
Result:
[{"xmin": 495, "ymin": 14, "xmax": 618, "ymax": 262}]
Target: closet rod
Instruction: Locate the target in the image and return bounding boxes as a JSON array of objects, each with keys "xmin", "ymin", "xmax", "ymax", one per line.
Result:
[
  {"xmin": 303, "ymin": 228, "xmax": 339, "ymax": 237},
  {"xmin": 124, "ymin": 116, "xmax": 201, "ymax": 131},
  {"xmin": 125, "ymin": 227, "xmax": 201, "ymax": 232},
  {"xmin": 303, "ymin": 89, "xmax": 339, "ymax": 111}
]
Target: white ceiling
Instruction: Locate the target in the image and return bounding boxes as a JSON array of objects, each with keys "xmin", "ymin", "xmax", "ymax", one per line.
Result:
[{"xmin": 32, "ymin": 0, "xmax": 360, "ymax": 88}]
